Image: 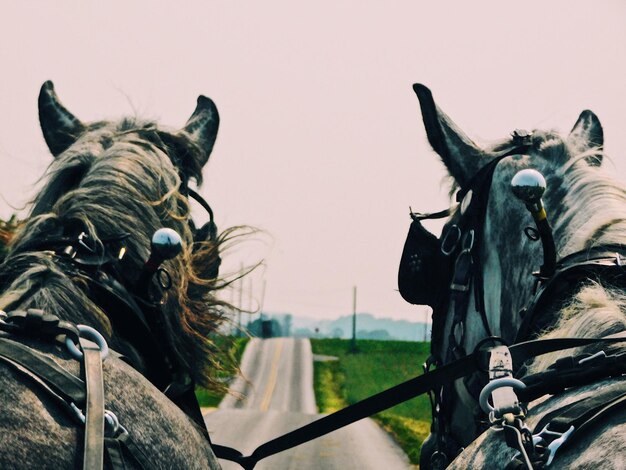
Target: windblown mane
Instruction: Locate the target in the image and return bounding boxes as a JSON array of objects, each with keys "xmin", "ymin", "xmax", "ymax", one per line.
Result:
[
  {"xmin": 0, "ymin": 117, "xmax": 229, "ymax": 388},
  {"xmin": 517, "ymin": 134, "xmax": 626, "ymax": 371}
]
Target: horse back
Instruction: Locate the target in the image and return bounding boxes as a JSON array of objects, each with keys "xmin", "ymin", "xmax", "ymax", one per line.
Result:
[
  {"xmin": 0, "ymin": 339, "xmax": 221, "ymax": 469},
  {"xmin": 448, "ymin": 378, "xmax": 626, "ymax": 469}
]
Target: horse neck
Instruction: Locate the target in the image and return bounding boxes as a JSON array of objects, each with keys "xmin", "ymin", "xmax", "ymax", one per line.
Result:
[
  {"xmin": 549, "ymin": 163, "xmax": 626, "ymax": 255},
  {"xmin": 523, "ymin": 163, "xmax": 626, "ymax": 371},
  {"xmin": 527, "ymin": 282, "xmax": 626, "ymax": 375}
]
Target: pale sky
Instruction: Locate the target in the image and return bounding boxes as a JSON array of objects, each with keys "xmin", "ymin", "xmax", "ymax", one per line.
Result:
[{"xmin": 1, "ymin": 1, "xmax": 625, "ymax": 322}]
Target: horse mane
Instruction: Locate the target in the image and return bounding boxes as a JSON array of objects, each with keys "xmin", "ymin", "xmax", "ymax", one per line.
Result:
[
  {"xmin": 0, "ymin": 117, "xmax": 231, "ymax": 388},
  {"xmin": 499, "ymin": 132, "xmax": 626, "ymax": 372}
]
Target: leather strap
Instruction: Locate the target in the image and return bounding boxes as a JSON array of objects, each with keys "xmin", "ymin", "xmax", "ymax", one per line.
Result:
[
  {"xmin": 213, "ymin": 335, "xmax": 626, "ymax": 469},
  {"xmin": 534, "ymin": 383, "xmax": 626, "ymax": 435},
  {"xmin": 0, "ymin": 337, "xmax": 85, "ymax": 405},
  {"xmin": 82, "ymin": 340, "xmax": 105, "ymax": 470}
]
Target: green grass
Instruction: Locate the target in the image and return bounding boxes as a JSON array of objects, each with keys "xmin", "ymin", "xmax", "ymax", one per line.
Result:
[
  {"xmin": 311, "ymin": 338, "xmax": 431, "ymax": 466},
  {"xmin": 195, "ymin": 336, "xmax": 250, "ymax": 408}
]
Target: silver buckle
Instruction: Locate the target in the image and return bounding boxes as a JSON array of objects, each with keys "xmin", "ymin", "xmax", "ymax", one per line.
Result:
[{"xmin": 533, "ymin": 424, "xmax": 575, "ymax": 466}]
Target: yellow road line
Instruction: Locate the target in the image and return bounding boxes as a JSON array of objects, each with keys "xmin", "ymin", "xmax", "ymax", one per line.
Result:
[{"xmin": 259, "ymin": 339, "xmax": 284, "ymax": 411}]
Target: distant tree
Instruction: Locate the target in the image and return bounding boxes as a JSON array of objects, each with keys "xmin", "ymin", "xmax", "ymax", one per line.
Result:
[
  {"xmin": 332, "ymin": 327, "xmax": 344, "ymax": 338},
  {"xmin": 270, "ymin": 319, "xmax": 283, "ymax": 337},
  {"xmin": 293, "ymin": 328, "xmax": 313, "ymax": 338},
  {"xmin": 247, "ymin": 317, "xmax": 263, "ymax": 337},
  {"xmin": 358, "ymin": 329, "xmax": 392, "ymax": 340}
]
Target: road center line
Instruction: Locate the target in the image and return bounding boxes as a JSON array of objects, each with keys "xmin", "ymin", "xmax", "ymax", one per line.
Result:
[{"xmin": 259, "ymin": 339, "xmax": 284, "ymax": 411}]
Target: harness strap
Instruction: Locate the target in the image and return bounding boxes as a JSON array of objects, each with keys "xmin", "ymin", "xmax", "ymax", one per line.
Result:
[
  {"xmin": 506, "ymin": 382, "xmax": 626, "ymax": 468},
  {"xmin": 82, "ymin": 339, "xmax": 105, "ymax": 470},
  {"xmin": 518, "ymin": 352, "xmax": 626, "ymax": 403},
  {"xmin": 516, "ymin": 246, "xmax": 626, "ymax": 343},
  {"xmin": 214, "ymin": 353, "xmax": 478, "ymax": 469},
  {"xmin": 104, "ymin": 438, "xmax": 127, "ymax": 470},
  {"xmin": 105, "ymin": 432, "xmax": 152, "ymax": 470},
  {"xmin": 534, "ymin": 382, "xmax": 626, "ymax": 437},
  {"xmin": 115, "ymin": 432, "xmax": 152, "ymax": 469},
  {"xmin": 214, "ymin": 335, "xmax": 626, "ymax": 468},
  {"xmin": 0, "ymin": 337, "xmax": 85, "ymax": 405}
]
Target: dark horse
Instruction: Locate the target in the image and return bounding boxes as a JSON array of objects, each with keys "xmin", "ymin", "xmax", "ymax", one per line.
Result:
[
  {"xmin": 0, "ymin": 82, "xmax": 227, "ymax": 468},
  {"xmin": 406, "ymin": 84, "xmax": 626, "ymax": 469}
]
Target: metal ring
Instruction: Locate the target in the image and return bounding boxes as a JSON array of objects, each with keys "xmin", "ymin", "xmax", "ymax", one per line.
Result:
[
  {"xmin": 157, "ymin": 267, "xmax": 172, "ymax": 290},
  {"xmin": 65, "ymin": 325, "xmax": 109, "ymax": 361},
  {"xmin": 524, "ymin": 226, "xmax": 540, "ymax": 241},
  {"xmin": 441, "ymin": 225, "xmax": 461, "ymax": 256},
  {"xmin": 479, "ymin": 377, "xmax": 526, "ymax": 415},
  {"xmin": 70, "ymin": 402, "xmax": 86, "ymax": 424},
  {"xmin": 105, "ymin": 410, "xmax": 120, "ymax": 436}
]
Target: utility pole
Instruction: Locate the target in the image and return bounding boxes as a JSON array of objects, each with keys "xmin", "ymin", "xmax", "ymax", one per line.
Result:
[
  {"xmin": 248, "ymin": 276, "xmax": 254, "ymax": 312},
  {"xmin": 351, "ymin": 285, "xmax": 357, "ymax": 352},
  {"xmin": 259, "ymin": 279, "xmax": 266, "ymax": 314}
]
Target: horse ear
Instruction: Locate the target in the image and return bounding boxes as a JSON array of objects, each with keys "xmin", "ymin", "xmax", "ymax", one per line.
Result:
[
  {"xmin": 568, "ymin": 110, "xmax": 604, "ymax": 166},
  {"xmin": 38, "ymin": 81, "xmax": 85, "ymax": 157},
  {"xmin": 179, "ymin": 96, "xmax": 219, "ymax": 167},
  {"xmin": 412, "ymin": 84, "xmax": 486, "ymax": 187}
]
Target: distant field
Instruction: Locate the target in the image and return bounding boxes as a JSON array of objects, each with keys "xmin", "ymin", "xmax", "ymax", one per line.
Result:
[
  {"xmin": 311, "ymin": 338, "xmax": 431, "ymax": 466},
  {"xmin": 196, "ymin": 336, "xmax": 250, "ymax": 408}
]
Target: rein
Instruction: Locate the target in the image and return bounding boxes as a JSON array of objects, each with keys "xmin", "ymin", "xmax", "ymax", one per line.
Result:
[
  {"xmin": 209, "ymin": 335, "xmax": 626, "ymax": 469},
  {"xmin": 212, "ymin": 137, "xmax": 626, "ymax": 468},
  {"xmin": 4, "ymin": 168, "xmax": 626, "ymax": 469},
  {"xmin": 4, "ymin": 305, "xmax": 626, "ymax": 469}
]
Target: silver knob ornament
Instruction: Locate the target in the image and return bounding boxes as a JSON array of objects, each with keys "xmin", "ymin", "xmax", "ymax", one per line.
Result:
[
  {"xmin": 151, "ymin": 228, "xmax": 183, "ymax": 260},
  {"xmin": 511, "ymin": 169, "xmax": 546, "ymax": 204}
]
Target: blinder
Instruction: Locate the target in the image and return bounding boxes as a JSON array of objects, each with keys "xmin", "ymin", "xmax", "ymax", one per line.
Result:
[{"xmin": 398, "ymin": 208, "xmax": 451, "ymax": 308}]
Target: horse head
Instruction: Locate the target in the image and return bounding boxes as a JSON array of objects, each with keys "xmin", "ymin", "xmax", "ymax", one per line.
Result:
[
  {"xmin": 410, "ymin": 84, "xmax": 620, "ymax": 468},
  {"xmin": 2, "ymin": 81, "xmax": 225, "ymax": 389}
]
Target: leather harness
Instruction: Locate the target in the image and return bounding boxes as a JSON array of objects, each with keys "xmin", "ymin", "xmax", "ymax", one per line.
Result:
[
  {"xmin": 3, "ymin": 251, "xmax": 626, "ymax": 469},
  {"xmin": 3, "ymin": 156, "xmax": 626, "ymax": 469}
]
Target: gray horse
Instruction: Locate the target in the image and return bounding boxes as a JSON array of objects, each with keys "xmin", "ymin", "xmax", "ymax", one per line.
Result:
[
  {"xmin": 413, "ymin": 84, "xmax": 626, "ymax": 469},
  {"xmin": 0, "ymin": 82, "xmax": 227, "ymax": 468}
]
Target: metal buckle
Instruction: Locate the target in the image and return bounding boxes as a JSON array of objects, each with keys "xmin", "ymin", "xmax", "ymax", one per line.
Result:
[
  {"xmin": 479, "ymin": 345, "xmax": 526, "ymax": 419},
  {"xmin": 449, "ymin": 231, "xmax": 476, "ymax": 292},
  {"xmin": 533, "ymin": 424, "xmax": 575, "ymax": 466},
  {"xmin": 511, "ymin": 129, "xmax": 533, "ymax": 147},
  {"xmin": 65, "ymin": 324, "xmax": 109, "ymax": 361}
]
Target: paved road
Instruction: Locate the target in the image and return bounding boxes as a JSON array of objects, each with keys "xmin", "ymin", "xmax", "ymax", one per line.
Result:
[{"xmin": 204, "ymin": 337, "xmax": 411, "ymax": 469}]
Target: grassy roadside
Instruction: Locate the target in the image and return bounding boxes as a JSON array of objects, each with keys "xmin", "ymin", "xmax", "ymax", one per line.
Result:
[
  {"xmin": 196, "ymin": 336, "xmax": 250, "ymax": 408},
  {"xmin": 311, "ymin": 338, "xmax": 431, "ymax": 466}
]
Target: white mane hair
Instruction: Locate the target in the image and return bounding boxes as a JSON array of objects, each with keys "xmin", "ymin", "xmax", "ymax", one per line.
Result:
[
  {"xmin": 504, "ymin": 139, "xmax": 626, "ymax": 369},
  {"xmin": 557, "ymin": 151, "xmax": 626, "ymax": 252}
]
